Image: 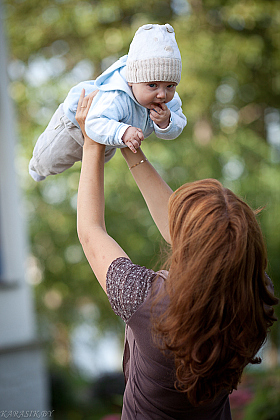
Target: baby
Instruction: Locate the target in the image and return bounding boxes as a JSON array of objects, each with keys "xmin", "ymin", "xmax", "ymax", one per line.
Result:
[{"xmin": 29, "ymin": 23, "xmax": 187, "ymax": 181}]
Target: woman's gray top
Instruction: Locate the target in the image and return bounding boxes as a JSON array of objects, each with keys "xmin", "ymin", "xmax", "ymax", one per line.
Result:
[{"xmin": 106, "ymin": 257, "xmax": 232, "ymax": 420}]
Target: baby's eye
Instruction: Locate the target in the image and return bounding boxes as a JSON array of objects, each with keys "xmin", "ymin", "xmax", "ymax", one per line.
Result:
[
  {"xmin": 167, "ymin": 84, "xmax": 176, "ymax": 89},
  {"xmin": 148, "ymin": 83, "xmax": 157, "ymax": 88}
]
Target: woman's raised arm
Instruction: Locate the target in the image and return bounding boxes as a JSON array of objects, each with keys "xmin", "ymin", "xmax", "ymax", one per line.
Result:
[
  {"xmin": 121, "ymin": 147, "xmax": 173, "ymax": 244},
  {"xmin": 76, "ymin": 90, "xmax": 129, "ymax": 292}
]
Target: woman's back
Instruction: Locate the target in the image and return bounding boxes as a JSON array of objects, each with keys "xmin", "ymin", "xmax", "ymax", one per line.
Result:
[{"xmin": 107, "ymin": 257, "xmax": 232, "ymax": 419}]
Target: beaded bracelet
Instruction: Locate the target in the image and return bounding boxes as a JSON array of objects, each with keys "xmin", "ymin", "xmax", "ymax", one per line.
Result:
[{"xmin": 129, "ymin": 158, "xmax": 148, "ymax": 170}]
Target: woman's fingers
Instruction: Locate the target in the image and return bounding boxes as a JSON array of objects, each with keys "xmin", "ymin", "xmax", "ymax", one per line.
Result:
[
  {"xmin": 88, "ymin": 89, "xmax": 99, "ymax": 101},
  {"xmin": 75, "ymin": 89, "xmax": 104, "ymax": 148},
  {"xmin": 80, "ymin": 93, "xmax": 91, "ymax": 111},
  {"xmin": 76, "ymin": 89, "xmax": 91, "ymax": 131},
  {"xmin": 77, "ymin": 89, "xmax": 97, "ymax": 115},
  {"xmin": 76, "ymin": 89, "xmax": 96, "ymax": 128},
  {"xmin": 77, "ymin": 88, "xmax": 86, "ymax": 109}
]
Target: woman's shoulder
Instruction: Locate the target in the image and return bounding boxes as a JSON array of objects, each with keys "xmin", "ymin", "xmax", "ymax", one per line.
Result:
[
  {"xmin": 107, "ymin": 257, "xmax": 167, "ymax": 287},
  {"xmin": 106, "ymin": 257, "xmax": 167, "ymax": 322}
]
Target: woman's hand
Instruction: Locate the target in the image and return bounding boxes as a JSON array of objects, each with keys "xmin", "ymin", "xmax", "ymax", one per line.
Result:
[{"xmin": 75, "ymin": 88, "xmax": 98, "ymax": 143}]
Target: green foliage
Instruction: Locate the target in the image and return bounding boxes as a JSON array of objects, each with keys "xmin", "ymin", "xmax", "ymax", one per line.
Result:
[
  {"xmin": 244, "ymin": 369, "xmax": 280, "ymax": 420},
  {"xmin": 50, "ymin": 365, "xmax": 123, "ymax": 419},
  {"xmin": 3, "ymin": 0, "xmax": 280, "ymax": 375}
]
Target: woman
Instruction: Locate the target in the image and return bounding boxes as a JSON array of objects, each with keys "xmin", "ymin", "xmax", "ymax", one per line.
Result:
[{"xmin": 76, "ymin": 90, "xmax": 278, "ymax": 419}]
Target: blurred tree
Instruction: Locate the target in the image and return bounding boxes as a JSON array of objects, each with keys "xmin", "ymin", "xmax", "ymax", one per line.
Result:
[{"xmin": 3, "ymin": 0, "xmax": 280, "ymax": 376}]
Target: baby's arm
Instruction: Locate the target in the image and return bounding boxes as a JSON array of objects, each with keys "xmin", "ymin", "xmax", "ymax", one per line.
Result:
[
  {"xmin": 85, "ymin": 91, "xmax": 133, "ymax": 147},
  {"xmin": 122, "ymin": 126, "xmax": 144, "ymax": 153},
  {"xmin": 153, "ymin": 94, "xmax": 187, "ymax": 140}
]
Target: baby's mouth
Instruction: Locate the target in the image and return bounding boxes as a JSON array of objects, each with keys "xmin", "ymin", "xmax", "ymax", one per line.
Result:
[{"xmin": 150, "ymin": 102, "xmax": 164, "ymax": 109}]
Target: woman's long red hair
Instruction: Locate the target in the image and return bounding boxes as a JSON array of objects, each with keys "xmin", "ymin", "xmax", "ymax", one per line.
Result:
[{"xmin": 153, "ymin": 179, "xmax": 278, "ymax": 406}]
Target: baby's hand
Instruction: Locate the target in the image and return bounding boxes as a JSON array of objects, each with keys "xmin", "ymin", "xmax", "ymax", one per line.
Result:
[
  {"xmin": 150, "ymin": 103, "xmax": 171, "ymax": 129},
  {"xmin": 122, "ymin": 126, "xmax": 144, "ymax": 153}
]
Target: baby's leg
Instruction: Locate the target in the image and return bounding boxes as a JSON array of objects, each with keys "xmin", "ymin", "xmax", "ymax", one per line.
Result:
[
  {"xmin": 104, "ymin": 147, "xmax": 116, "ymax": 163},
  {"xmin": 29, "ymin": 104, "xmax": 83, "ymax": 181}
]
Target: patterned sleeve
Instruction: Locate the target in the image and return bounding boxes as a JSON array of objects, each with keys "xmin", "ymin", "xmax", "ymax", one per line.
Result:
[{"xmin": 106, "ymin": 257, "xmax": 157, "ymax": 322}]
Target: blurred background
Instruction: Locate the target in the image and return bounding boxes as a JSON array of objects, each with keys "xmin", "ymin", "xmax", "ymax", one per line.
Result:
[{"xmin": 1, "ymin": 0, "xmax": 279, "ymax": 419}]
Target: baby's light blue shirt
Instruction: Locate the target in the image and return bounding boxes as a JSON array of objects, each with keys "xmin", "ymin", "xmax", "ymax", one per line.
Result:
[{"xmin": 63, "ymin": 55, "xmax": 187, "ymax": 147}]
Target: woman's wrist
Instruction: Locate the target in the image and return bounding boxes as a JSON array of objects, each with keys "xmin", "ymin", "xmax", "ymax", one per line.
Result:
[
  {"xmin": 121, "ymin": 147, "xmax": 146, "ymax": 168},
  {"xmin": 83, "ymin": 136, "xmax": 105, "ymax": 150},
  {"xmin": 82, "ymin": 139, "xmax": 106, "ymax": 164}
]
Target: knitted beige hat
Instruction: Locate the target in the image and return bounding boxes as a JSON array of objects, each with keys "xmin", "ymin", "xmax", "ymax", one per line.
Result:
[{"xmin": 126, "ymin": 23, "xmax": 182, "ymax": 85}]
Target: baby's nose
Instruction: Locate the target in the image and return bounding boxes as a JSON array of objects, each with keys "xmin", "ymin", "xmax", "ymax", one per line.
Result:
[{"xmin": 157, "ymin": 88, "xmax": 167, "ymax": 99}]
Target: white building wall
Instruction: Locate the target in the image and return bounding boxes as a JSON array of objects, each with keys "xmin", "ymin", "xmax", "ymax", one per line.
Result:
[
  {"xmin": 0, "ymin": 2, "xmax": 49, "ymax": 416},
  {"xmin": 0, "ymin": 0, "xmax": 36, "ymax": 349}
]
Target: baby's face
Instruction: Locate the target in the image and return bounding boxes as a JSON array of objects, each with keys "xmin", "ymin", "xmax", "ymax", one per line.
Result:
[{"xmin": 128, "ymin": 81, "xmax": 176, "ymax": 109}]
